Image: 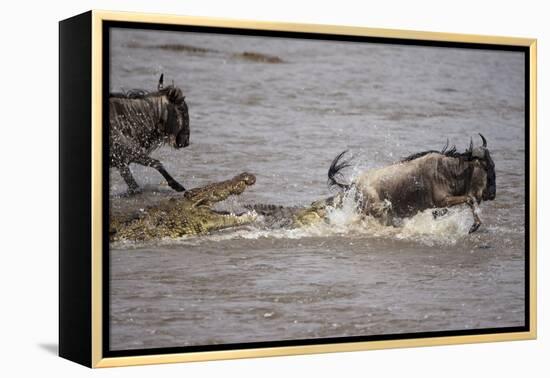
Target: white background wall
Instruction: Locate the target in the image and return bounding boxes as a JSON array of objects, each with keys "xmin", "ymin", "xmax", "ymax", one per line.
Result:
[{"xmin": 1, "ymin": 0, "xmax": 547, "ymax": 376}]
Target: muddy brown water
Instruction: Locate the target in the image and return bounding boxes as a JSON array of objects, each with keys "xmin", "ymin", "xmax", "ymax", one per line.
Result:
[{"xmin": 108, "ymin": 28, "xmax": 526, "ymax": 350}]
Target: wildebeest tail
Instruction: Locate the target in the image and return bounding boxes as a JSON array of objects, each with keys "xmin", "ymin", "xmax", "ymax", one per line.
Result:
[{"xmin": 328, "ymin": 150, "xmax": 352, "ymax": 190}]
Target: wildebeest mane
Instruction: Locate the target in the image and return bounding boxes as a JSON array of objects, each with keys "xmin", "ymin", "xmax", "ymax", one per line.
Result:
[
  {"xmin": 109, "ymin": 89, "xmax": 149, "ymax": 99},
  {"xmin": 400, "ymin": 140, "xmax": 472, "ymax": 162},
  {"xmin": 110, "ymin": 85, "xmax": 186, "ymax": 104}
]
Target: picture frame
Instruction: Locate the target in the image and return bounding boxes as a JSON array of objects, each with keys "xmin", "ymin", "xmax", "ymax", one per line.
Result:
[{"xmin": 59, "ymin": 10, "xmax": 537, "ymax": 368}]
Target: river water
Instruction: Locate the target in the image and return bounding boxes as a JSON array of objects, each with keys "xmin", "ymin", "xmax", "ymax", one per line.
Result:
[{"xmin": 108, "ymin": 28, "xmax": 526, "ymax": 351}]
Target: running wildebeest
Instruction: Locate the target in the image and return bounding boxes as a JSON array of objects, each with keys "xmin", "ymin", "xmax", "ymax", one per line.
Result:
[
  {"xmin": 109, "ymin": 74, "xmax": 190, "ymax": 193},
  {"xmin": 328, "ymin": 134, "xmax": 496, "ymax": 233}
]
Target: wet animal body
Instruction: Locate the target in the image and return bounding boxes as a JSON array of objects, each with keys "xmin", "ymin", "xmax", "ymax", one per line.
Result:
[
  {"xmin": 109, "ymin": 74, "xmax": 190, "ymax": 193},
  {"xmin": 328, "ymin": 135, "xmax": 496, "ymax": 233}
]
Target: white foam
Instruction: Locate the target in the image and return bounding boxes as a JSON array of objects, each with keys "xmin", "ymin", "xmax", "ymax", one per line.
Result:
[
  {"xmin": 396, "ymin": 207, "xmax": 472, "ymax": 245},
  {"xmin": 325, "ymin": 186, "xmax": 363, "ymax": 229}
]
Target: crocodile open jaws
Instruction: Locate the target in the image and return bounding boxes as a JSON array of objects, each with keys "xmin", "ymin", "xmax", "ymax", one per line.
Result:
[{"xmin": 110, "ymin": 172, "xmax": 257, "ymax": 241}]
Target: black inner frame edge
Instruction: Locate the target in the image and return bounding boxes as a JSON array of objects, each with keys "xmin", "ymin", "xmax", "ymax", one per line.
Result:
[{"xmin": 101, "ymin": 20, "xmax": 531, "ymax": 359}]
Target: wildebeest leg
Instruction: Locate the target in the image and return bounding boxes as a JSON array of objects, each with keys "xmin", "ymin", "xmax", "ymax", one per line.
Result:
[
  {"xmin": 134, "ymin": 155, "xmax": 186, "ymax": 192},
  {"xmin": 438, "ymin": 195, "xmax": 470, "ymax": 207},
  {"xmin": 366, "ymin": 199, "xmax": 393, "ymax": 226},
  {"xmin": 358, "ymin": 188, "xmax": 393, "ymax": 225},
  {"xmin": 118, "ymin": 165, "xmax": 140, "ymax": 194},
  {"xmin": 437, "ymin": 195, "xmax": 481, "ymax": 233},
  {"xmin": 467, "ymin": 199, "xmax": 482, "ymax": 234}
]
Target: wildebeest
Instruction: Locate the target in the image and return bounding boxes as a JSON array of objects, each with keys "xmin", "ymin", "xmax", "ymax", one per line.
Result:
[
  {"xmin": 328, "ymin": 134, "xmax": 496, "ymax": 233},
  {"xmin": 109, "ymin": 74, "xmax": 190, "ymax": 193}
]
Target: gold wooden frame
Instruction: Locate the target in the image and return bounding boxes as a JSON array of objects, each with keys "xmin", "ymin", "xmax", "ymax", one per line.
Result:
[{"xmin": 89, "ymin": 10, "xmax": 537, "ymax": 368}]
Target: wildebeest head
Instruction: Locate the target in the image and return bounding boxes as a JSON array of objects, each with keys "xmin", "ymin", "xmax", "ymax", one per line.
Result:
[
  {"xmin": 468, "ymin": 133, "xmax": 496, "ymax": 201},
  {"xmin": 158, "ymin": 74, "xmax": 190, "ymax": 149}
]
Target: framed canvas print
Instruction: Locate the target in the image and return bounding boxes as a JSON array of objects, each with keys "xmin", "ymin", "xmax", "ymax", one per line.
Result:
[{"xmin": 59, "ymin": 10, "xmax": 537, "ymax": 368}]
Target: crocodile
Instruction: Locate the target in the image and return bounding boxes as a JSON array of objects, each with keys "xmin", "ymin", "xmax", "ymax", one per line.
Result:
[
  {"xmin": 109, "ymin": 171, "xmax": 342, "ymax": 242},
  {"xmin": 248, "ymin": 195, "xmax": 342, "ymax": 230},
  {"xmin": 109, "ymin": 172, "xmax": 258, "ymax": 241}
]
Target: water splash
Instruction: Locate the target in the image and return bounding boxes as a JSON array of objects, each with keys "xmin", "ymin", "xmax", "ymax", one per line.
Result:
[
  {"xmin": 325, "ymin": 185, "xmax": 363, "ymax": 229},
  {"xmin": 396, "ymin": 207, "xmax": 474, "ymax": 245}
]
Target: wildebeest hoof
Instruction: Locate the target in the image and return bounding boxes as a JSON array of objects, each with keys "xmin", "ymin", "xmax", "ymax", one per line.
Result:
[
  {"xmin": 125, "ymin": 187, "xmax": 142, "ymax": 196},
  {"xmin": 432, "ymin": 208, "xmax": 449, "ymax": 219},
  {"xmin": 469, "ymin": 222, "xmax": 481, "ymax": 234}
]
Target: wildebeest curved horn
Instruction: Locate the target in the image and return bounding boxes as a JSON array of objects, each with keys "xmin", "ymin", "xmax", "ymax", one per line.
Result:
[
  {"xmin": 479, "ymin": 133, "xmax": 487, "ymax": 148},
  {"xmin": 158, "ymin": 73, "xmax": 164, "ymax": 90}
]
